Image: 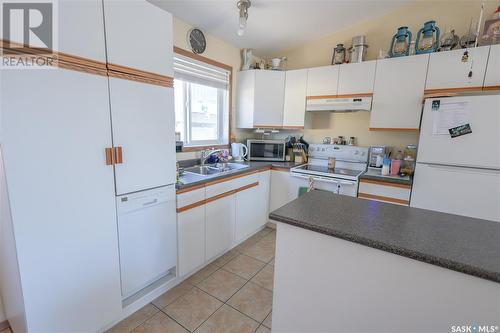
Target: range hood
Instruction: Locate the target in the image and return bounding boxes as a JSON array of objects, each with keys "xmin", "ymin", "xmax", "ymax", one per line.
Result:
[{"xmin": 306, "ymin": 96, "xmax": 372, "ymax": 112}]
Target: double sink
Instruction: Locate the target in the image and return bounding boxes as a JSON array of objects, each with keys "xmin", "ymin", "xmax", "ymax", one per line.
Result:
[{"xmin": 183, "ymin": 162, "xmax": 250, "ymax": 177}]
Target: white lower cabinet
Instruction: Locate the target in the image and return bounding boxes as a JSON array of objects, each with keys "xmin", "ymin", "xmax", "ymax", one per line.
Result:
[
  {"xmin": 358, "ymin": 179, "xmax": 411, "ymax": 206},
  {"xmin": 177, "ymin": 205, "xmax": 206, "ymax": 277},
  {"xmin": 270, "ymin": 170, "xmax": 295, "ymax": 212},
  {"xmin": 205, "ymin": 194, "xmax": 235, "ymax": 261},
  {"xmin": 235, "ymin": 183, "xmax": 262, "ymax": 243}
]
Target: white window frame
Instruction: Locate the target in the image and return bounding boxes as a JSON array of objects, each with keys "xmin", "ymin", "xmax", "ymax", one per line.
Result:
[{"xmin": 173, "ymin": 51, "xmax": 231, "ymax": 148}]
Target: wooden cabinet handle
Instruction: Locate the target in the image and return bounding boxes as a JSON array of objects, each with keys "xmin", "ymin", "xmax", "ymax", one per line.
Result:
[
  {"xmin": 105, "ymin": 148, "xmax": 114, "ymax": 165},
  {"xmin": 114, "ymin": 146, "xmax": 123, "ymax": 164}
]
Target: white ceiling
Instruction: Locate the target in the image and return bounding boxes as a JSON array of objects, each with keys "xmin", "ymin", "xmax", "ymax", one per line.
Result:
[{"xmin": 150, "ymin": 0, "xmax": 411, "ymax": 57}]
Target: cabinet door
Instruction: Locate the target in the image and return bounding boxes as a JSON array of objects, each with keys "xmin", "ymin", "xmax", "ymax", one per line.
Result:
[
  {"xmin": 236, "ymin": 71, "xmax": 256, "ymax": 129},
  {"xmin": 425, "ymin": 46, "xmax": 489, "ymax": 91},
  {"xmin": 177, "ymin": 206, "xmax": 206, "ymax": 277},
  {"xmin": 254, "ymin": 71, "xmax": 285, "ymax": 127},
  {"xmin": 306, "ymin": 66, "xmax": 339, "ymax": 97},
  {"xmin": 235, "ymin": 184, "xmax": 261, "ymax": 242},
  {"xmin": 283, "ymin": 69, "xmax": 307, "ymax": 127},
  {"xmin": 484, "ymin": 44, "xmax": 500, "ymax": 88},
  {"xmin": 103, "ymin": 0, "xmax": 173, "ymax": 76},
  {"xmin": 108, "ymin": 78, "xmax": 176, "ymax": 195},
  {"xmin": 270, "ymin": 170, "xmax": 294, "ymax": 212},
  {"xmin": 258, "ymin": 171, "xmax": 271, "ymax": 224},
  {"xmin": 205, "ymin": 194, "xmax": 235, "ymax": 261},
  {"xmin": 338, "ymin": 61, "xmax": 376, "ymax": 95},
  {"xmin": 370, "ymin": 54, "xmax": 429, "ymax": 130},
  {"xmin": 1, "ymin": 69, "xmax": 122, "ymax": 331}
]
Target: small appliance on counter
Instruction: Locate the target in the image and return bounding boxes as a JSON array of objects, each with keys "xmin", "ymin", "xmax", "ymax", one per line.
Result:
[
  {"xmin": 231, "ymin": 142, "xmax": 248, "ymax": 162},
  {"xmin": 389, "ymin": 26, "xmax": 412, "ymax": 57},
  {"xmin": 247, "ymin": 139, "xmax": 285, "ymax": 161},
  {"xmin": 416, "ymin": 20, "xmax": 440, "ymax": 54},
  {"xmin": 368, "ymin": 146, "xmax": 390, "ymax": 169}
]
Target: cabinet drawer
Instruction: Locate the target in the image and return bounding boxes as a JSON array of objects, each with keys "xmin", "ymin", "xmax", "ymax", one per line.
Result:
[
  {"xmin": 205, "ymin": 172, "xmax": 260, "ymax": 198},
  {"xmin": 177, "ymin": 187, "xmax": 206, "ymax": 209},
  {"xmin": 358, "ymin": 180, "xmax": 411, "ymax": 206}
]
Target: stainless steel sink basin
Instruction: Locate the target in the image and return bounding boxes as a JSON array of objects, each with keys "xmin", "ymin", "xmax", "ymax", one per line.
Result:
[{"xmin": 183, "ymin": 163, "xmax": 249, "ymax": 176}]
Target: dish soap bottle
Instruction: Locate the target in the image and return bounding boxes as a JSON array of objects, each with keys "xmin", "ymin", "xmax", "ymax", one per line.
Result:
[{"xmin": 381, "ymin": 156, "xmax": 391, "ymax": 176}]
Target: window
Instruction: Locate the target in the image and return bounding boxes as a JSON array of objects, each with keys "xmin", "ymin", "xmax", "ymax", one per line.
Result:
[{"xmin": 174, "ymin": 51, "xmax": 230, "ymax": 148}]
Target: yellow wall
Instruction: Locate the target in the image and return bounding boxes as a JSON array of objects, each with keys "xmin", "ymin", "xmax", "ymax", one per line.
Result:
[{"xmin": 274, "ymin": 0, "xmax": 498, "ymax": 149}]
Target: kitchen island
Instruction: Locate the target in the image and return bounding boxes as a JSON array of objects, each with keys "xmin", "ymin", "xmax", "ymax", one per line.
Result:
[{"xmin": 269, "ymin": 190, "xmax": 500, "ymax": 333}]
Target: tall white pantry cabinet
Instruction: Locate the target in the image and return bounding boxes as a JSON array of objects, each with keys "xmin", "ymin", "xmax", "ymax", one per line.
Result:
[{"xmin": 0, "ymin": 1, "xmax": 175, "ymax": 332}]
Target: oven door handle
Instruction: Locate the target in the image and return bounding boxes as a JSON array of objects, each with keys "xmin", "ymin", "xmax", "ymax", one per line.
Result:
[{"xmin": 291, "ymin": 173, "xmax": 341, "ymax": 184}]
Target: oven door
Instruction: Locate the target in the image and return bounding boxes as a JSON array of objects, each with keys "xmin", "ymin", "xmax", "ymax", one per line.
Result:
[
  {"xmin": 247, "ymin": 140, "xmax": 285, "ymax": 161},
  {"xmin": 290, "ymin": 173, "xmax": 358, "ymax": 198}
]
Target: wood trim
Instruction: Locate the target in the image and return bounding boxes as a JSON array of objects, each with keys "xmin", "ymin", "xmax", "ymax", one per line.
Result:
[
  {"xmin": 271, "ymin": 166, "xmax": 291, "ymax": 172},
  {"xmin": 173, "ymin": 47, "xmax": 233, "ymax": 149},
  {"xmin": 176, "ymin": 183, "xmax": 206, "ymax": 194},
  {"xmin": 180, "ymin": 145, "xmax": 230, "ymax": 153},
  {"xmin": 358, "ymin": 192, "xmax": 409, "ymax": 205},
  {"xmin": 253, "ymin": 125, "xmax": 283, "ymax": 129},
  {"xmin": 107, "ymin": 70, "xmax": 173, "ymax": 88},
  {"xmin": 306, "ymin": 95, "xmax": 338, "ymax": 100},
  {"xmin": 204, "ymin": 169, "xmax": 261, "ymax": 187},
  {"xmin": 204, "ymin": 189, "xmax": 237, "ymax": 204},
  {"xmin": 174, "ymin": 46, "xmax": 232, "ymax": 71},
  {"xmin": 369, "ymin": 128, "xmax": 420, "ymax": 132},
  {"xmin": 360, "ymin": 178, "xmax": 411, "ymax": 189},
  {"xmin": 335, "ymin": 93, "xmax": 373, "ymax": 98},
  {"xmin": 282, "ymin": 126, "xmax": 305, "ymax": 129},
  {"xmin": 483, "ymin": 85, "xmax": 500, "ymax": 91},
  {"xmin": 0, "ymin": 320, "xmax": 9, "ymax": 331},
  {"xmin": 424, "ymin": 86, "xmax": 484, "ymax": 95},
  {"xmin": 176, "ymin": 199, "xmax": 206, "ymax": 213},
  {"xmin": 114, "ymin": 146, "xmax": 123, "ymax": 164},
  {"xmin": 105, "ymin": 148, "xmax": 114, "ymax": 166},
  {"xmin": 235, "ymin": 182, "xmax": 259, "ymax": 193}
]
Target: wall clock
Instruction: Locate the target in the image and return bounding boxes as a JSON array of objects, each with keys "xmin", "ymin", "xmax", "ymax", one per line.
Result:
[{"xmin": 189, "ymin": 28, "xmax": 206, "ymax": 54}]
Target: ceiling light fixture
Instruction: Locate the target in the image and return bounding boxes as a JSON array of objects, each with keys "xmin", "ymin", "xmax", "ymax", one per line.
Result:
[{"xmin": 237, "ymin": 0, "xmax": 251, "ymax": 37}]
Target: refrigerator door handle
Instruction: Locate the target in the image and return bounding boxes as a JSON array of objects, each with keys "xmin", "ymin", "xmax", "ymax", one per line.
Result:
[{"xmin": 423, "ymin": 163, "xmax": 500, "ymax": 174}]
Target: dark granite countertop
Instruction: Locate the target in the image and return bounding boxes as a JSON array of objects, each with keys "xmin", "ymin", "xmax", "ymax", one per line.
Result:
[
  {"xmin": 176, "ymin": 161, "xmax": 302, "ymax": 190},
  {"xmin": 269, "ymin": 190, "xmax": 500, "ymax": 283},
  {"xmin": 360, "ymin": 169, "xmax": 413, "ymax": 186}
]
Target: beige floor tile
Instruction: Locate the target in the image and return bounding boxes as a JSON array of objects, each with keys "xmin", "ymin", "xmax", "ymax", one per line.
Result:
[
  {"xmin": 131, "ymin": 312, "xmax": 188, "ymax": 333},
  {"xmin": 194, "ymin": 304, "xmax": 259, "ymax": 333},
  {"xmin": 164, "ymin": 287, "xmax": 222, "ymax": 332},
  {"xmin": 197, "ymin": 269, "xmax": 247, "ymax": 302},
  {"xmin": 255, "ymin": 324, "xmax": 271, "ymax": 333},
  {"xmin": 107, "ymin": 304, "xmax": 159, "ymax": 333},
  {"xmin": 242, "ymin": 238, "xmax": 275, "ymax": 263},
  {"xmin": 268, "ymin": 258, "xmax": 275, "ymax": 266},
  {"xmin": 187, "ymin": 262, "xmax": 220, "ymax": 285},
  {"xmin": 212, "ymin": 248, "xmax": 239, "ymax": 267},
  {"xmin": 152, "ymin": 281, "xmax": 194, "ymax": 309},
  {"xmin": 262, "ymin": 311, "xmax": 272, "ymax": 329},
  {"xmin": 0, "ymin": 329, "xmax": 12, "ymax": 333},
  {"xmin": 223, "ymin": 254, "xmax": 266, "ymax": 279},
  {"xmin": 233, "ymin": 237, "xmax": 259, "ymax": 253},
  {"xmin": 251, "ymin": 265, "xmax": 274, "ymax": 291},
  {"xmin": 254, "ymin": 227, "xmax": 273, "ymax": 239},
  {"xmin": 227, "ymin": 282, "xmax": 273, "ymax": 322}
]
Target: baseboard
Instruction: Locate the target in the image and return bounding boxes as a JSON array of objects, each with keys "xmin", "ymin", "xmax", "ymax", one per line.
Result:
[{"xmin": 0, "ymin": 320, "xmax": 10, "ymax": 331}]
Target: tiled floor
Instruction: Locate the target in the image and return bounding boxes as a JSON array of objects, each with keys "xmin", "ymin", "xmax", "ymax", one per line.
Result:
[
  {"xmin": 0, "ymin": 328, "xmax": 12, "ymax": 333},
  {"xmin": 108, "ymin": 227, "xmax": 275, "ymax": 333}
]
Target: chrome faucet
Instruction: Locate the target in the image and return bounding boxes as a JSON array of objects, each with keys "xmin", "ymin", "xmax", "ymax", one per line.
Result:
[{"xmin": 200, "ymin": 149, "xmax": 223, "ymax": 167}]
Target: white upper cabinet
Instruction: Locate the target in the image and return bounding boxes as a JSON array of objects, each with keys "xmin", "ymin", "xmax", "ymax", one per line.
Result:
[
  {"xmin": 306, "ymin": 65, "xmax": 339, "ymax": 97},
  {"xmin": 370, "ymin": 54, "xmax": 429, "ymax": 130},
  {"xmin": 283, "ymin": 69, "xmax": 307, "ymax": 127},
  {"xmin": 484, "ymin": 44, "xmax": 500, "ymax": 88},
  {"xmin": 337, "ymin": 61, "xmax": 377, "ymax": 95},
  {"xmin": 425, "ymin": 46, "xmax": 490, "ymax": 91},
  {"xmin": 236, "ymin": 70, "xmax": 285, "ymax": 128},
  {"xmin": 108, "ymin": 78, "xmax": 176, "ymax": 195},
  {"xmin": 103, "ymin": 0, "xmax": 173, "ymax": 76}
]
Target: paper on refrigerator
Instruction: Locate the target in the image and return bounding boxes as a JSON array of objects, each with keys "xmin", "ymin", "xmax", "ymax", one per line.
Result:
[{"xmin": 431, "ymin": 99, "xmax": 471, "ymax": 135}]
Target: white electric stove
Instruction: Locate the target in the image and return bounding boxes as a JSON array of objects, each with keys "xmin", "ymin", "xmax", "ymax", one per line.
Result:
[{"xmin": 290, "ymin": 144, "xmax": 369, "ymax": 197}]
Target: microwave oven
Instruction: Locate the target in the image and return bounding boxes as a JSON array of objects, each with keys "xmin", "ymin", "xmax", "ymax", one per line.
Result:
[{"xmin": 247, "ymin": 140, "xmax": 286, "ymax": 161}]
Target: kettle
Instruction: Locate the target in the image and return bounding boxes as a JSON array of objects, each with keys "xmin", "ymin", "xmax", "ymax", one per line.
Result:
[
  {"xmin": 416, "ymin": 20, "xmax": 440, "ymax": 54},
  {"xmin": 231, "ymin": 143, "xmax": 248, "ymax": 162}
]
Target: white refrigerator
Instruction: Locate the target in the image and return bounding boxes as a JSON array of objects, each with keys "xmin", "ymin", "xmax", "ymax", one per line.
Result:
[{"xmin": 410, "ymin": 94, "xmax": 500, "ymax": 222}]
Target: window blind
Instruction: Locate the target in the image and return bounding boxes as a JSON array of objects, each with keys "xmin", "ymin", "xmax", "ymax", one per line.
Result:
[{"xmin": 173, "ymin": 53, "xmax": 230, "ymax": 90}]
